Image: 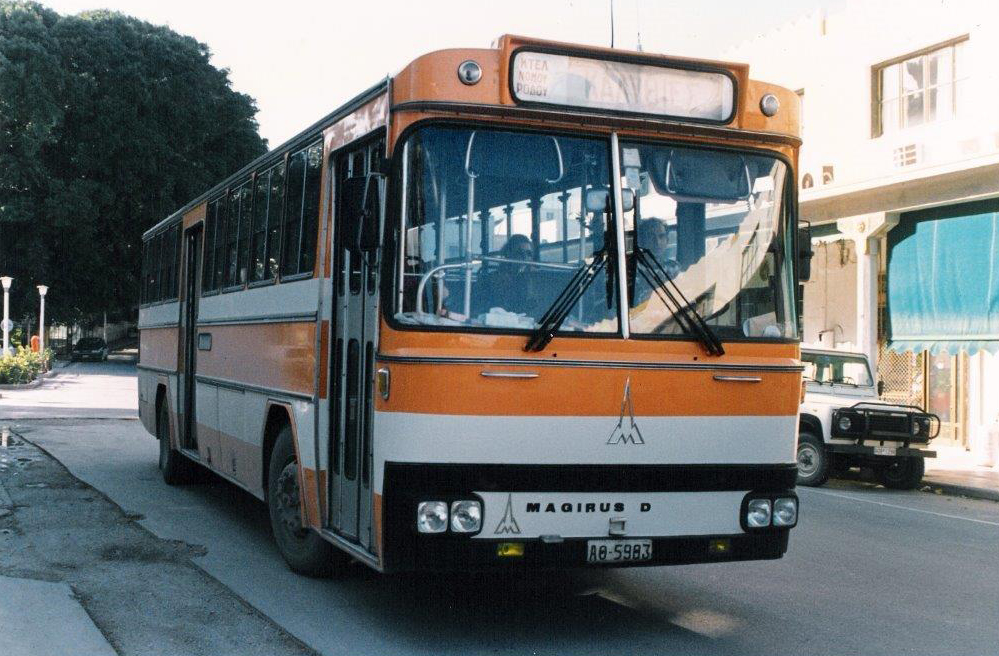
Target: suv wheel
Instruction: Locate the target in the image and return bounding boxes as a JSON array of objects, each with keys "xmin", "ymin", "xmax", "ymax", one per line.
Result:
[
  {"xmin": 796, "ymin": 431, "xmax": 829, "ymax": 487},
  {"xmin": 875, "ymin": 457, "xmax": 925, "ymax": 490}
]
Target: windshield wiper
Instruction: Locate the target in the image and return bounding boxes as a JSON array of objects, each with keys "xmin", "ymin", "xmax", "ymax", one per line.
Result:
[
  {"xmin": 524, "ymin": 249, "xmax": 609, "ymax": 352},
  {"xmin": 633, "ymin": 248, "xmax": 725, "ymax": 356}
]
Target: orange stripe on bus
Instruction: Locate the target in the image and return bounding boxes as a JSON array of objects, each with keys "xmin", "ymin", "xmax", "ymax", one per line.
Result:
[
  {"xmin": 195, "ymin": 322, "xmax": 315, "ymax": 396},
  {"xmin": 140, "ymin": 327, "xmax": 179, "ymax": 371},
  {"xmin": 376, "ymin": 362, "xmax": 800, "ymax": 417}
]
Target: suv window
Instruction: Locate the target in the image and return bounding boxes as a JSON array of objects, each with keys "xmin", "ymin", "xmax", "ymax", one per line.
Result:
[{"xmin": 802, "ymin": 352, "xmax": 873, "ymax": 387}]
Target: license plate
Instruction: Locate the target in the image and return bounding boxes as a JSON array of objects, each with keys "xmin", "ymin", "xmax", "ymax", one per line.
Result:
[
  {"xmin": 874, "ymin": 446, "xmax": 897, "ymax": 456},
  {"xmin": 586, "ymin": 539, "xmax": 652, "ymax": 564}
]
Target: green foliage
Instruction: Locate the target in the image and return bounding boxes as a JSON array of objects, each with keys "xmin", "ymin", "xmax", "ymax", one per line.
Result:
[
  {"xmin": 0, "ymin": 345, "xmax": 51, "ymax": 384},
  {"xmin": 0, "ymin": 2, "xmax": 267, "ymax": 323}
]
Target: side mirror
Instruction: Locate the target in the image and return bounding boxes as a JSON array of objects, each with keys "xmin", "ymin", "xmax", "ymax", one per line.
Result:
[
  {"xmin": 798, "ymin": 222, "xmax": 813, "ymax": 282},
  {"xmin": 877, "ymin": 380, "xmax": 885, "ymax": 396}
]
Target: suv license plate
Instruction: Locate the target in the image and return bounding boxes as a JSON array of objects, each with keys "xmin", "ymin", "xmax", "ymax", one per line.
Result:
[
  {"xmin": 874, "ymin": 446, "xmax": 897, "ymax": 456},
  {"xmin": 586, "ymin": 539, "xmax": 652, "ymax": 564}
]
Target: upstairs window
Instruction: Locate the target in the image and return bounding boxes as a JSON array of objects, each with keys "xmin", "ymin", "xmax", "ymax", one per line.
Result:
[{"xmin": 874, "ymin": 37, "xmax": 967, "ymax": 137}]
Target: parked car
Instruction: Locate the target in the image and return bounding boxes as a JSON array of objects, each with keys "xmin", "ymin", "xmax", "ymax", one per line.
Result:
[
  {"xmin": 797, "ymin": 348, "xmax": 940, "ymax": 489},
  {"xmin": 72, "ymin": 337, "xmax": 109, "ymax": 362}
]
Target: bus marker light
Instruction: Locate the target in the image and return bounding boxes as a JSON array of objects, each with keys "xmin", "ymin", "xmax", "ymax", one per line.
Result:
[
  {"xmin": 458, "ymin": 60, "xmax": 482, "ymax": 85},
  {"xmin": 497, "ymin": 542, "xmax": 524, "ymax": 557},
  {"xmin": 376, "ymin": 367, "xmax": 390, "ymax": 400},
  {"xmin": 760, "ymin": 93, "xmax": 780, "ymax": 117},
  {"xmin": 708, "ymin": 539, "xmax": 731, "ymax": 554}
]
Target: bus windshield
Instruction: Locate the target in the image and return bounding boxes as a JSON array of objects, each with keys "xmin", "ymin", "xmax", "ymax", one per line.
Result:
[
  {"xmin": 395, "ymin": 125, "xmax": 619, "ymax": 333},
  {"xmin": 620, "ymin": 142, "xmax": 796, "ymax": 340},
  {"xmin": 393, "ymin": 125, "xmax": 795, "ymax": 341}
]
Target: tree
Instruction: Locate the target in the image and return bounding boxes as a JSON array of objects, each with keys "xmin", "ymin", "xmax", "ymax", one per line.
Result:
[{"xmin": 0, "ymin": 2, "xmax": 266, "ymax": 325}]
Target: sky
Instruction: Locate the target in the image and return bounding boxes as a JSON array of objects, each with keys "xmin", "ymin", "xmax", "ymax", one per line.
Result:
[{"xmin": 39, "ymin": 0, "xmax": 844, "ymax": 147}]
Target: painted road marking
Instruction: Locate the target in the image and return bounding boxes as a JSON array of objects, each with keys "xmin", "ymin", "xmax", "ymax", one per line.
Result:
[{"xmin": 802, "ymin": 488, "xmax": 999, "ymax": 528}]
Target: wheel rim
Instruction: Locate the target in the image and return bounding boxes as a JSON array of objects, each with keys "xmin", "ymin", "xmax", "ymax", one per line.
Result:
[
  {"xmin": 797, "ymin": 443, "xmax": 819, "ymax": 477},
  {"xmin": 274, "ymin": 462, "xmax": 308, "ymax": 539}
]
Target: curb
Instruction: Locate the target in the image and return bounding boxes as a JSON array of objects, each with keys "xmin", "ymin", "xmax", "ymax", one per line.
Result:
[
  {"xmin": 0, "ymin": 369, "xmax": 58, "ymax": 391},
  {"xmin": 922, "ymin": 479, "xmax": 999, "ymax": 502}
]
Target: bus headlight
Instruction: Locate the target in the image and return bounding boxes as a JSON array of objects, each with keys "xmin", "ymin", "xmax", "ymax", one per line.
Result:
[
  {"xmin": 772, "ymin": 498, "xmax": 798, "ymax": 527},
  {"xmin": 745, "ymin": 499, "xmax": 772, "ymax": 528},
  {"xmin": 417, "ymin": 501, "xmax": 448, "ymax": 533},
  {"xmin": 450, "ymin": 500, "xmax": 482, "ymax": 533}
]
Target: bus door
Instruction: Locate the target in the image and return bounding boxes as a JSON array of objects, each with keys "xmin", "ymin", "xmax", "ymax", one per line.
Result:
[
  {"xmin": 180, "ymin": 224, "xmax": 202, "ymax": 451},
  {"xmin": 329, "ymin": 139, "xmax": 384, "ymax": 546}
]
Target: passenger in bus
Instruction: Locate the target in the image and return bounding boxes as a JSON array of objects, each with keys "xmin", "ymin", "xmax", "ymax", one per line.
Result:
[{"xmin": 473, "ymin": 234, "xmax": 547, "ymax": 318}]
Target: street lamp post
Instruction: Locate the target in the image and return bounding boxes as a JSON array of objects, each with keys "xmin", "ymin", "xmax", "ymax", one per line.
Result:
[
  {"xmin": 37, "ymin": 285, "xmax": 48, "ymax": 354},
  {"xmin": 1, "ymin": 276, "xmax": 11, "ymax": 356}
]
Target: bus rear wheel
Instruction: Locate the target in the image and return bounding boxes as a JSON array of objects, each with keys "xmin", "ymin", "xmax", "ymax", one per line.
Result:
[
  {"xmin": 267, "ymin": 426, "xmax": 346, "ymax": 577},
  {"xmin": 158, "ymin": 402, "xmax": 192, "ymax": 485}
]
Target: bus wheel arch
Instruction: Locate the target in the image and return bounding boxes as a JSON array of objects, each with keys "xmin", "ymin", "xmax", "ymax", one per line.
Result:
[
  {"xmin": 261, "ymin": 404, "xmax": 294, "ymax": 499},
  {"xmin": 154, "ymin": 384, "xmax": 168, "ymax": 437},
  {"xmin": 264, "ymin": 409, "xmax": 344, "ymax": 577},
  {"xmin": 156, "ymin": 384, "xmax": 191, "ymax": 484}
]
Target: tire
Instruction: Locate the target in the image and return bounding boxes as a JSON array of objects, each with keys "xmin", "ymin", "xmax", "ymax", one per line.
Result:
[
  {"xmin": 157, "ymin": 401, "xmax": 193, "ymax": 485},
  {"xmin": 875, "ymin": 457, "xmax": 925, "ymax": 490},
  {"xmin": 796, "ymin": 431, "xmax": 829, "ymax": 487},
  {"xmin": 267, "ymin": 425, "xmax": 345, "ymax": 577}
]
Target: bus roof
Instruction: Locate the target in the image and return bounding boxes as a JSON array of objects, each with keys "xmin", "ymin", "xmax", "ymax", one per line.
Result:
[{"xmin": 144, "ymin": 34, "xmax": 798, "ymax": 240}]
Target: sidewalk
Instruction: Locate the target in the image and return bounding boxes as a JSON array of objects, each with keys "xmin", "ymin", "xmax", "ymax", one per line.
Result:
[{"xmin": 922, "ymin": 444, "xmax": 999, "ymax": 502}]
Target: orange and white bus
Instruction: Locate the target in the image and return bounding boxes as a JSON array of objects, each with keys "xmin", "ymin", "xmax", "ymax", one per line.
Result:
[{"xmin": 138, "ymin": 35, "xmax": 806, "ymax": 575}]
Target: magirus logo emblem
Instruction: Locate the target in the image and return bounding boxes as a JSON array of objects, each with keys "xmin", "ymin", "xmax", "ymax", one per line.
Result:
[
  {"xmin": 607, "ymin": 378, "xmax": 645, "ymax": 445},
  {"xmin": 493, "ymin": 493, "xmax": 521, "ymax": 535}
]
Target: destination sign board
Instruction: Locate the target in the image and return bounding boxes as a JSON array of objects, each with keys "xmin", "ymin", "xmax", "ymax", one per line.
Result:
[{"xmin": 511, "ymin": 50, "xmax": 735, "ymax": 122}]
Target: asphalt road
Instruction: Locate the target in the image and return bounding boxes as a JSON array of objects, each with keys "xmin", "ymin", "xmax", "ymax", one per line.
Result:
[{"xmin": 3, "ymin": 361, "xmax": 999, "ymax": 656}]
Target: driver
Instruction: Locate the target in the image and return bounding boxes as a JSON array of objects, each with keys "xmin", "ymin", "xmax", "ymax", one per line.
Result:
[
  {"xmin": 473, "ymin": 234, "xmax": 546, "ymax": 317},
  {"xmin": 634, "ymin": 218, "xmax": 680, "ymax": 304}
]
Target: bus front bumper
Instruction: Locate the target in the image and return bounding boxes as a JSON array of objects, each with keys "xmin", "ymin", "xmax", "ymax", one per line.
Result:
[{"xmin": 380, "ymin": 462, "xmax": 797, "ymax": 572}]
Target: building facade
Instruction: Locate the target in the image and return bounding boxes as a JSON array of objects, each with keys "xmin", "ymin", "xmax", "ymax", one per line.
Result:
[{"xmin": 723, "ymin": 0, "xmax": 999, "ymax": 452}]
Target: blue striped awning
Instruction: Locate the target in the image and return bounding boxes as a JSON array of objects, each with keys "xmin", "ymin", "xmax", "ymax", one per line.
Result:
[{"xmin": 886, "ymin": 200, "xmax": 999, "ymax": 355}]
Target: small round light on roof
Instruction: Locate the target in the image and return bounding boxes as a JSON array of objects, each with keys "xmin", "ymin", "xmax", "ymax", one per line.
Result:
[
  {"xmin": 760, "ymin": 93, "xmax": 780, "ymax": 117},
  {"xmin": 458, "ymin": 60, "xmax": 482, "ymax": 86}
]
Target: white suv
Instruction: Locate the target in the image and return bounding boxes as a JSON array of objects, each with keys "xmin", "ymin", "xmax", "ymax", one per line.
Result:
[{"xmin": 797, "ymin": 348, "xmax": 939, "ymax": 489}]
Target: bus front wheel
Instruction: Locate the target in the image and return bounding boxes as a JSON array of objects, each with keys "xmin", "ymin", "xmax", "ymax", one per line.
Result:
[{"xmin": 267, "ymin": 426, "xmax": 346, "ymax": 577}]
